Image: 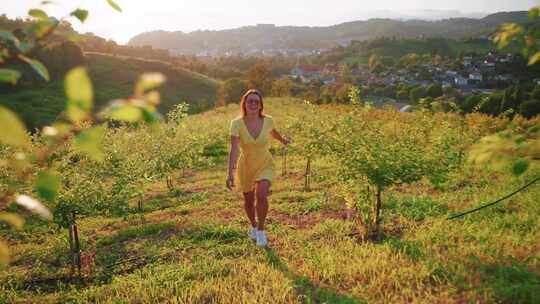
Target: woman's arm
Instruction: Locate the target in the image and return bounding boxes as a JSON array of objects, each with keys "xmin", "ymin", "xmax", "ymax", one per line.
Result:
[
  {"xmin": 226, "ymin": 135, "xmax": 240, "ymax": 190},
  {"xmin": 271, "ymin": 129, "xmax": 291, "ymax": 145}
]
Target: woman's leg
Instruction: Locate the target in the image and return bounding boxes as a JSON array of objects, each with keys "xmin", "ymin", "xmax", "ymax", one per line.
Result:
[
  {"xmin": 255, "ymin": 180, "xmax": 271, "ymax": 231},
  {"xmin": 243, "ymin": 191, "xmax": 257, "ymax": 228}
]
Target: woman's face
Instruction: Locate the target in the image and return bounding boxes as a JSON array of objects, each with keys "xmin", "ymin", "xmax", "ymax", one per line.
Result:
[{"xmin": 245, "ymin": 94, "xmax": 261, "ymax": 115}]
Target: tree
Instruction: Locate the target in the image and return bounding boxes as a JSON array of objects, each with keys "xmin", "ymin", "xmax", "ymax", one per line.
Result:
[
  {"xmin": 426, "ymin": 83, "xmax": 443, "ymax": 98},
  {"xmin": 396, "ymin": 90, "xmax": 409, "ymax": 101},
  {"xmin": 520, "ymin": 99, "xmax": 540, "ymax": 118},
  {"xmin": 338, "ymin": 64, "xmax": 354, "ymax": 84},
  {"xmin": 477, "ymin": 94, "xmax": 504, "ymax": 116},
  {"xmin": 219, "ymin": 78, "xmax": 247, "ymax": 104},
  {"xmin": 247, "ymin": 63, "xmax": 273, "ymax": 95},
  {"xmin": 409, "ymin": 86, "xmax": 427, "ymax": 104},
  {"xmin": 271, "ymin": 77, "xmax": 293, "ymax": 97}
]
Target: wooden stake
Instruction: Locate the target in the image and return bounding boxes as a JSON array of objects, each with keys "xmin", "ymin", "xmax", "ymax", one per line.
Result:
[{"xmin": 304, "ymin": 157, "xmax": 311, "ymax": 191}]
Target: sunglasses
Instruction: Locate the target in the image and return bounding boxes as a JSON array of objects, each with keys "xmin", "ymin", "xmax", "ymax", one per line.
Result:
[{"xmin": 246, "ymin": 98, "xmax": 261, "ymax": 104}]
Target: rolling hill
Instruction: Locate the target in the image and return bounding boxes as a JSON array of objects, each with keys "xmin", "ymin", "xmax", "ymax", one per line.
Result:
[
  {"xmin": 0, "ymin": 53, "xmax": 222, "ymax": 130},
  {"xmin": 128, "ymin": 11, "xmax": 528, "ymax": 55}
]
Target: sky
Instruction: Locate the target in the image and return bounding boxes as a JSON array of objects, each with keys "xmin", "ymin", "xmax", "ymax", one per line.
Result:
[{"xmin": 3, "ymin": 0, "xmax": 539, "ymax": 44}]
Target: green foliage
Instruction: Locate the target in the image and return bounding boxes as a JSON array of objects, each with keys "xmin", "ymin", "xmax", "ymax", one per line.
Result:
[
  {"xmin": 519, "ymin": 99, "xmax": 540, "ymax": 118},
  {"xmin": 0, "ymin": 69, "xmax": 21, "ymax": 84},
  {"xmin": 271, "ymin": 77, "xmax": 293, "ymax": 97},
  {"xmin": 65, "ymin": 67, "xmax": 93, "ymax": 122},
  {"xmin": 74, "ymin": 125, "xmax": 106, "ymax": 162},
  {"xmin": 70, "ymin": 9, "xmax": 89, "ymax": 23},
  {"xmin": 0, "ymin": 106, "xmax": 30, "ymax": 147},
  {"xmin": 469, "ymin": 119, "xmax": 539, "ymax": 176},
  {"xmin": 247, "ymin": 63, "xmax": 273, "ymax": 95},
  {"xmin": 18, "ymin": 55, "xmax": 50, "ymax": 81},
  {"xmin": 35, "ymin": 170, "xmax": 61, "ymax": 202},
  {"xmin": 106, "ymin": 0, "xmax": 123, "ymax": 12},
  {"xmin": 220, "ymin": 78, "xmax": 247, "ymax": 104}
]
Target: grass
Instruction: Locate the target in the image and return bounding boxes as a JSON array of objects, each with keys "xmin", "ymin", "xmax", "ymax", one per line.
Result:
[{"xmin": 0, "ymin": 98, "xmax": 539, "ymax": 303}]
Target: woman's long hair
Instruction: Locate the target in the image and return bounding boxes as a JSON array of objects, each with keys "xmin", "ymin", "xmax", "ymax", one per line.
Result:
[{"xmin": 240, "ymin": 89, "xmax": 264, "ymax": 117}]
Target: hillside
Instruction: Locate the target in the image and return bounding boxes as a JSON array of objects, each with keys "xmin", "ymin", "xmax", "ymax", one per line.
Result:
[
  {"xmin": 1, "ymin": 98, "xmax": 539, "ymax": 303},
  {"xmin": 0, "ymin": 53, "xmax": 221, "ymax": 130},
  {"xmin": 128, "ymin": 11, "xmax": 528, "ymax": 55}
]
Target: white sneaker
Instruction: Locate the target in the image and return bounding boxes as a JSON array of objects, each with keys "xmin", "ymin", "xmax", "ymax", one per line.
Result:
[
  {"xmin": 256, "ymin": 230, "xmax": 268, "ymax": 247},
  {"xmin": 248, "ymin": 227, "xmax": 257, "ymax": 240}
]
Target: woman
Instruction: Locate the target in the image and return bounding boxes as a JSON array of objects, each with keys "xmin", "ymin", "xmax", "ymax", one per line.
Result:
[{"xmin": 226, "ymin": 89, "xmax": 290, "ymax": 247}]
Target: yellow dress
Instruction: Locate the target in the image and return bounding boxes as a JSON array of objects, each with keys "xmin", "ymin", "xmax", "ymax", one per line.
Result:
[{"xmin": 230, "ymin": 115, "xmax": 275, "ymax": 193}]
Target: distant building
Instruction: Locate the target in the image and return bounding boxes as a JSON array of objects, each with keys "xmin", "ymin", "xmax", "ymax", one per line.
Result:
[
  {"xmin": 495, "ymin": 74, "xmax": 513, "ymax": 81},
  {"xmin": 454, "ymin": 76, "xmax": 468, "ymax": 86},
  {"xmin": 469, "ymin": 72, "xmax": 483, "ymax": 81}
]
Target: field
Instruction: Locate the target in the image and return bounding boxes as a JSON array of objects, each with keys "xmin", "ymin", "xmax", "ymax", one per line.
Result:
[{"xmin": 0, "ymin": 98, "xmax": 539, "ymax": 303}]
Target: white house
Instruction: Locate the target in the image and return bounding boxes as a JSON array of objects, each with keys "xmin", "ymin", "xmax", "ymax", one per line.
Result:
[
  {"xmin": 454, "ymin": 76, "xmax": 468, "ymax": 86},
  {"xmin": 469, "ymin": 72, "xmax": 483, "ymax": 81}
]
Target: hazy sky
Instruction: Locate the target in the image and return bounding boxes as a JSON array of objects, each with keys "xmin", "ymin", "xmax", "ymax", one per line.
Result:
[{"xmin": 3, "ymin": 0, "xmax": 539, "ymax": 44}]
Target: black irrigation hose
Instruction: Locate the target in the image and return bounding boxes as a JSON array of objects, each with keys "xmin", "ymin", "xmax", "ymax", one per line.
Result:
[{"xmin": 447, "ymin": 175, "xmax": 540, "ymax": 220}]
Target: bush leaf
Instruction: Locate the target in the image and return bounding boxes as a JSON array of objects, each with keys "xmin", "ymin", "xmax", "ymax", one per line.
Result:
[
  {"xmin": 28, "ymin": 8, "xmax": 49, "ymax": 20},
  {"xmin": 135, "ymin": 73, "xmax": 165, "ymax": 96},
  {"xmin": 106, "ymin": 0, "xmax": 122, "ymax": 12},
  {"xmin": 65, "ymin": 67, "xmax": 93, "ymax": 122},
  {"xmin": 108, "ymin": 104, "xmax": 143, "ymax": 122},
  {"xmin": 70, "ymin": 9, "xmax": 89, "ymax": 23},
  {"xmin": 0, "ymin": 69, "xmax": 21, "ymax": 84},
  {"xmin": 35, "ymin": 171, "xmax": 61, "ymax": 202},
  {"xmin": 18, "ymin": 55, "xmax": 50, "ymax": 81},
  {"xmin": 512, "ymin": 158, "xmax": 529, "ymax": 176},
  {"xmin": 0, "ymin": 106, "xmax": 29, "ymax": 147}
]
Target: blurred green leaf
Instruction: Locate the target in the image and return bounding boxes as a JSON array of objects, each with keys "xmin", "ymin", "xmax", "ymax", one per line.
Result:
[
  {"xmin": 0, "ymin": 240, "xmax": 8, "ymax": 268},
  {"xmin": 28, "ymin": 8, "xmax": 48, "ymax": 20},
  {"xmin": 51, "ymin": 122, "xmax": 71, "ymax": 136},
  {"xmin": 0, "ymin": 30, "xmax": 21, "ymax": 51},
  {"xmin": 75, "ymin": 125, "xmax": 106, "ymax": 161},
  {"xmin": 141, "ymin": 108, "xmax": 163, "ymax": 124},
  {"xmin": 512, "ymin": 158, "xmax": 529, "ymax": 176},
  {"xmin": 18, "ymin": 55, "xmax": 50, "ymax": 81},
  {"xmin": 32, "ymin": 17, "xmax": 59, "ymax": 38},
  {"xmin": 528, "ymin": 52, "xmax": 540, "ymax": 65},
  {"xmin": 106, "ymin": 0, "xmax": 122, "ymax": 12},
  {"xmin": 0, "ymin": 106, "xmax": 29, "ymax": 147},
  {"xmin": 493, "ymin": 23, "xmax": 523, "ymax": 48},
  {"xmin": 41, "ymin": 1, "xmax": 55, "ymax": 5},
  {"xmin": 528, "ymin": 7, "xmax": 540, "ymax": 20},
  {"xmin": 0, "ymin": 69, "xmax": 21, "ymax": 84},
  {"xmin": 65, "ymin": 67, "xmax": 93, "ymax": 122},
  {"xmin": 35, "ymin": 171, "xmax": 61, "ymax": 202},
  {"xmin": 108, "ymin": 104, "xmax": 142, "ymax": 122},
  {"xmin": 135, "ymin": 73, "xmax": 165, "ymax": 96},
  {"xmin": 70, "ymin": 9, "xmax": 88, "ymax": 23},
  {"xmin": 0, "ymin": 213, "xmax": 24, "ymax": 229}
]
